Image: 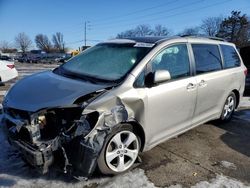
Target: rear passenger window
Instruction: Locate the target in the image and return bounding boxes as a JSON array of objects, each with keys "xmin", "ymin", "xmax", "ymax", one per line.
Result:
[
  {"xmin": 192, "ymin": 44, "xmax": 222, "ymax": 74},
  {"xmin": 220, "ymin": 45, "xmax": 241, "ymax": 68}
]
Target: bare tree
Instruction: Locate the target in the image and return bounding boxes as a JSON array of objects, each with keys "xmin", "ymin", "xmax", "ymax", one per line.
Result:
[
  {"xmin": 35, "ymin": 34, "xmax": 52, "ymax": 53},
  {"xmin": 15, "ymin": 32, "xmax": 32, "ymax": 53},
  {"xmin": 0, "ymin": 41, "xmax": 11, "ymax": 51},
  {"xmin": 200, "ymin": 17, "xmax": 223, "ymax": 36},
  {"xmin": 135, "ymin": 24, "xmax": 153, "ymax": 36},
  {"xmin": 0, "ymin": 41, "xmax": 17, "ymax": 53},
  {"xmin": 52, "ymin": 32, "xmax": 65, "ymax": 52},
  {"xmin": 116, "ymin": 24, "xmax": 153, "ymax": 38},
  {"xmin": 180, "ymin": 27, "xmax": 200, "ymax": 36},
  {"xmin": 117, "ymin": 29, "xmax": 136, "ymax": 38},
  {"xmin": 153, "ymin": 25, "xmax": 171, "ymax": 36}
]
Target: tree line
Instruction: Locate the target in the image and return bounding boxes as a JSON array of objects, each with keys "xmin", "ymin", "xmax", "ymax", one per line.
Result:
[
  {"xmin": 116, "ymin": 11, "xmax": 250, "ymax": 48},
  {"xmin": 0, "ymin": 32, "xmax": 66, "ymax": 54}
]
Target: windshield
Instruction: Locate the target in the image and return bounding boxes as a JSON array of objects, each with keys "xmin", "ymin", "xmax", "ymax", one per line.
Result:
[{"xmin": 60, "ymin": 43, "xmax": 152, "ymax": 82}]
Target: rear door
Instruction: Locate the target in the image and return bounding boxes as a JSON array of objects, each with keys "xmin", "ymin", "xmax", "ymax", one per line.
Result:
[{"xmin": 191, "ymin": 43, "xmax": 228, "ymax": 124}]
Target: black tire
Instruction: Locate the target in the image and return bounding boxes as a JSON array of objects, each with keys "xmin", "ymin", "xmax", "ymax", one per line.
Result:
[
  {"xmin": 97, "ymin": 124, "xmax": 141, "ymax": 175},
  {"xmin": 220, "ymin": 92, "xmax": 236, "ymax": 122}
]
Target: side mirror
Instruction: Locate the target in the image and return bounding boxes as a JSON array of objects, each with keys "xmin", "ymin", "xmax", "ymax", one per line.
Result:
[{"xmin": 153, "ymin": 70, "xmax": 171, "ymax": 84}]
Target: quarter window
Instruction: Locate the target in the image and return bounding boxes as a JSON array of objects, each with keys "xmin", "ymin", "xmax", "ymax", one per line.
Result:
[
  {"xmin": 192, "ymin": 44, "xmax": 222, "ymax": 74},
  {"xmin": 134, "ymin": 69, "xmax": 145, "ymax": 88},
  {"xmin": 220, "ymin": 45, "xmax": 241, "ymax": 68},
  {"xmin": 151, "ymin": 44, "xmax": 190, "ymax": 79}
]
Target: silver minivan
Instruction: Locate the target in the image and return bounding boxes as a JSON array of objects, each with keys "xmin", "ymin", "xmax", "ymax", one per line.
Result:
[{"xmin": 2, "ymin": 36, "xmax": 247, "ymax": 177}]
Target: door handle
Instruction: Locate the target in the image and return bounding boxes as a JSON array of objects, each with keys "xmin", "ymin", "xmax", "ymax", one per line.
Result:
[
  {"xmin": 199, "ymin": 80, "xmax": 207, "ymax": 87},
  {"xmin": 186, "ymin": 83, "xmax": 196, "ymax": 90}
]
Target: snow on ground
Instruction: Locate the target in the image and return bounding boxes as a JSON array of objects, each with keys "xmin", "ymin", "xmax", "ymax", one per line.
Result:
[
  {"xmin": 191, "ymin": 175, "xmax": 250, "ymax": 188},
  {"xmin": 219, "ymin": 161, "xmax": 237, "ymax": 170},
  {"xmin": 99, "ymin": 169, "xmax": 156, "ymax": 188}
]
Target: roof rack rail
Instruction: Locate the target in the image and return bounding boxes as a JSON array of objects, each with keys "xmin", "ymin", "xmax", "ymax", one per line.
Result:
[
  {"xmin": 180, "ymin": 35, "xmax": 226, "ymax": 42},
  {"xmin": 206, "ymin": 36, "xmax": 227, "ymax": 42}
]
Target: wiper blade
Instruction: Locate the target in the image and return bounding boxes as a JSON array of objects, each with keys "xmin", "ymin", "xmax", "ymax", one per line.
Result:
[{"xmin": 55, "ymin": 66, "xmax": 116, "ymax": 84}]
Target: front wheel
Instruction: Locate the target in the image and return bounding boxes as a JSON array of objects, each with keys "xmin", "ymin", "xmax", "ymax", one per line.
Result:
[
  {"xmin": 97, "ymin": 124, "xmax": 140, "ymax": 175},
  {"xmin": 220, "ymin": 92, "xmax": 236, "ymax": 122}
]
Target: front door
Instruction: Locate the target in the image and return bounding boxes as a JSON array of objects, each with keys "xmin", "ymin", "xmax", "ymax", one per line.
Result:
[{"xmin": 145, "ymin": 43, "xmax": 197, "ymax": 146}]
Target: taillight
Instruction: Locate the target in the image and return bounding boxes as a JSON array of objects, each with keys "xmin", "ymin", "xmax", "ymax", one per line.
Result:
[
  {"xmin": 244, "ymin": 69, "xmax": 248, "ymax": 76},
  {"xmin": 7, "ymin": 64, "xmax": 15, "ymax": 69}
]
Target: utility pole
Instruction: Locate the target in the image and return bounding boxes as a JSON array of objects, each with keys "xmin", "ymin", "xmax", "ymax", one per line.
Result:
[
  {"xmin": 84, "ymin": 21, "xmax": 87, "ymax": 47},
  {"xmin": 84, "ymin": 21, "xmax": 90, "ymax": 47}
]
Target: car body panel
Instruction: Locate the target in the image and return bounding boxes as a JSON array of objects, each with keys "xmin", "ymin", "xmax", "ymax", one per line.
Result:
[
  {"xmin": 4, "ymin": 70, "xmax": 110, "ymax": 112},
  {"xmin": 192, "ymin": 67, "xmax": 244, "ymax": 125},
  {"xmin": 144, "ymin": 77, "xmax": 197, "ymax": 146}
]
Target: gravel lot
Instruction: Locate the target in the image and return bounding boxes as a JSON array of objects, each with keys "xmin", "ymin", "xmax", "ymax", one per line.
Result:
[{"xmin": 0, "ymin": 62, "xmax": 250, "ymax": 187}]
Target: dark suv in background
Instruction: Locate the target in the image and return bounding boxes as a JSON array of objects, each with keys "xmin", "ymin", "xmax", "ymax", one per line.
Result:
[{"xmin": 240, "ymin": 46, "xmax": 250, "ymax": 96}]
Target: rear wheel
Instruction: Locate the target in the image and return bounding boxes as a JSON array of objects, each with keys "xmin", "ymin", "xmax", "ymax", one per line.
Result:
[
  {"xmin": 97, "ymin": 124, "xmax": 140, "ymax": 175},
  {"xmin": 220, "ymin": 92, "xmax": 236, "ymax": 122}
]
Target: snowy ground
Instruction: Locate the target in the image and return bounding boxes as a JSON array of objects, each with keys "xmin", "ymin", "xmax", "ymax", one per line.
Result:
[{"xmin": 0, "ymin": 63, "xmax": 250, "ymax": 187}]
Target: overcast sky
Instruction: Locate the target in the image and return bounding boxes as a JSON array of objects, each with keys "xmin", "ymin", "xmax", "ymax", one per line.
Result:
[{"xmin": 0, "ymin": 0, "xmax": 250, "ymax": 49}]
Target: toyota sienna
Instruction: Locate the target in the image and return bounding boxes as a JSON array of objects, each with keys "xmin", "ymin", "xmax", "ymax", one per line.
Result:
[{"xmin": 2, "ymin": 36, "xmax": 247, "ymax": 177}]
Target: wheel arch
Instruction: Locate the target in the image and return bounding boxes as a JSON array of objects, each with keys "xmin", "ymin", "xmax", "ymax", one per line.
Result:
[
  {"xmin": 232, "ymin": 89, "xmax": 240, "ymax": 108},
  {"xmin": 122, "ymin": 121, "xmax": 146, "ymax": 152}
]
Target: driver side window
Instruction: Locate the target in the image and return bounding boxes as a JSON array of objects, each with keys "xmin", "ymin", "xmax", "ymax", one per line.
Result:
[
  {"xmin": 151, "ymin": 44, "xmax": 190, "ymax": 79},
  {"xmin": 134, "ymin": 43, "xmax": 191, "ymax": 88}
]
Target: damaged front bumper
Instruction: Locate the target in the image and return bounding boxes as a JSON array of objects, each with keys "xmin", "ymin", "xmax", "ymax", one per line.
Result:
[
  {"xmin": 9, "ymin": 137, "xmax": 55, "ymax": 173},
  {"xmin": 2, "ymin": 106, "xmax": 110, "ymax": 178}
]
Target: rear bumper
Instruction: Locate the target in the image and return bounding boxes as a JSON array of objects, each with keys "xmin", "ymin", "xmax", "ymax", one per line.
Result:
[{"xmin": 0, "ymin": 68, "xmax": 18, "ymax": 82}]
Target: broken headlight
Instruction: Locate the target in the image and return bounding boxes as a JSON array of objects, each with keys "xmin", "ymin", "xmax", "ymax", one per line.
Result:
[{"xmin": 38, "ymin": 115, "xmax": 46, "ymax": 129}]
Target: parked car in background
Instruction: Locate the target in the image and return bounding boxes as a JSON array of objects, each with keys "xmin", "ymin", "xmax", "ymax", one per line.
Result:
[
  {"xmin": 39, "ymin": 57, "xmax": 57, "ymax": 64},
  {"xmin": 15, "ymin": 56, "xmax": 29, "ymax": 63},
  {"xmin": 0, "ymin": 55, "xmax": 12, "ymax": 61},
  {"xmin": 240, "ymin": 46, "xmax": 250, "ymax": 96},
  {"xmin": 57, "ymin": 54, "xmax": 72, "ymax": 63},
  {"xmin": 2, "ymin": 36, "xmax": 246, "ymax": 178},
  {"xmin": 27, "ymin": 56, "xmax": 42, "ymax": 63},
  {"xmin": 0, "ymin": 60, "xmax": 18, "ymax": 83}
]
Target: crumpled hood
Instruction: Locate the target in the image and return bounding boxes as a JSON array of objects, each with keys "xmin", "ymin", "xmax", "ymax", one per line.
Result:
[{"xmin": 4, "ymin": 71, "xmax": 109, "ymax": 112}]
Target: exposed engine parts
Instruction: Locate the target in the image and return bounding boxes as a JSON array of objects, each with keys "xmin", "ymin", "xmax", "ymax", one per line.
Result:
[{"xmin": 2, "ymin": 97, "xmax": 131, "ymax": 177}]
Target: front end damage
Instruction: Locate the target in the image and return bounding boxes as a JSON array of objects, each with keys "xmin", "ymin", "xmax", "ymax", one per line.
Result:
[{"xmin": 2, "ymin": 93, "xmax": 132, "ymax": 178}]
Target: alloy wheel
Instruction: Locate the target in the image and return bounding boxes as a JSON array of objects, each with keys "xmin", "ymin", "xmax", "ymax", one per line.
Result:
[
  {"xmin": 105, "ymin": 130, "xmax": 139, "ymax": 172},
  {"xmin": 223, "ymin": 95, "xmax": 235, "ymax": 119}
]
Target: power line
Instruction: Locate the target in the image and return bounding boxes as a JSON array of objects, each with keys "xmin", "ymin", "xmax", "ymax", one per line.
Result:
[
  {"xmin": 52, "ymin": 0, "xmax": 181, "ymax": 33},
  {"xmin": 44, "ymin": 0, "xmax": 179, "ymax": 34},
  {"xmin": 92, "ymin": 0, "xmax": 204, "ymax": 27},
  {"xmin": 92, "ymin": 0, "xmax": 232, "ymax": 31},
  {"xmin": 65, "ymin": 40, "xmax": 83, "ymax": 45},
  {"xmin": 63, "ymin": 0, "xmax": 240, "ymax": 46},
  {"xmin": 92, "ymin": 0, "xmax": 179, "ymax": 24},
  {"xmin": 65, "ymin": 39, "xmax": 102, "ymax": 45},
  {"xmin": 46, "ymin": 1, "xmax": 179, "ymax": 34}
]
